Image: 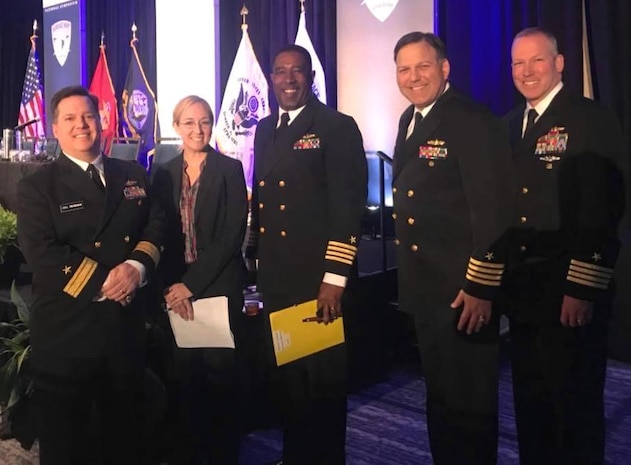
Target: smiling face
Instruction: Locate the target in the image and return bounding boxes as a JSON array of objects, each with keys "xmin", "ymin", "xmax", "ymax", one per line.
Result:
[
  {"xmin": 52, "ymin": 95, "xmax": 101, "ymax": 162},
  {"xmin": 174, "ymin": 102, "xmax": 213, "ymax": 154},
  {"xmin": 395, "ymin": 40, "xmax": 449, "ymax": 110},
  {"xmin": 271, "ymin": 50, "xmax": 314, "ymax": 111},
  {"xmin": 511, "ymin": 32, "xmax": 564, "ymax": 107}
]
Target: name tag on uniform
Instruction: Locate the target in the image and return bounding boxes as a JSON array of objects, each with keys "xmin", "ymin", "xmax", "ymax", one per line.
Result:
[
  {"xmin": 123, "ymin": 185, "xmax": 147, "ymax": 199},
  {"xmin": 59, "ymin": 201, "xmax": 84, "ymax": 213}
]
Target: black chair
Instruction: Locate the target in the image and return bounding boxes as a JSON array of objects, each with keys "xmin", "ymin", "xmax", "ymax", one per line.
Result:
[
  {"xmin": 45, "ymin": 138, "xmax": 59, "ymax": 158},
  {"xmin": 153, "ymin": 142, "xmax": 180, "ymax": 166},
  {"xmin": 109, "ymin": 137, "xmax": 140, "ymax": 162},
  {"xmin": 20, "ymin": 138, "xmax": 35, "ymax": 155}
]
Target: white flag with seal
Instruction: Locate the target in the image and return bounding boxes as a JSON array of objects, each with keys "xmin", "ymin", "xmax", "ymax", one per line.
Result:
[
  {"xmin": 214, "ymin": 26, "xmax": 269, "ymax": 191},
  {"xmin": 294, "ymin": 6, "xmax": 327, "ymax": 104}
]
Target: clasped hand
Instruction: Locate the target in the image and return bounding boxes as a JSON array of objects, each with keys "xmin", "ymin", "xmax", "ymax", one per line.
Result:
[
  {"xmin": 101, "ymin": 263, "xmax": 140, "ymax": 306},
  {"xmin": 164, "ymin": 283, "xmax": 194, "ymax": 321}
]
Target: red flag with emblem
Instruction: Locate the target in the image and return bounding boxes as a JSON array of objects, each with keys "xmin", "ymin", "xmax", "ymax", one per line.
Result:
[{"xmin": 89, "ymin": 44, "xmax": 117, "ymax": 154}]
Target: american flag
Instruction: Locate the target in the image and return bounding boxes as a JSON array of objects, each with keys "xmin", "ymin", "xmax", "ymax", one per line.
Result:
[{"xmin": 18, "ymin": 44, "xmax": 46, "ymax": 138}]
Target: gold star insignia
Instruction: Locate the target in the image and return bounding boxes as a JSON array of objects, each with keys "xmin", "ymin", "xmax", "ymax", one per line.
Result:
[
  {"xmin": 350, "ymin": 236, "xmax": 357, "ymax": 244},
  {"xmin": 592, "ymin": 252, "xmax": 602, "ymax": 262},
  {"xmin": 63, "ymin": 265, "xmax": 72, "ymax": 275},
  {"xmin": 485, "ymin": 252, "xmax": 494, "ymax": 261}
]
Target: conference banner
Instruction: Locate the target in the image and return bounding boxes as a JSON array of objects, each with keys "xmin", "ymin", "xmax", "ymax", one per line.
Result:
[{"xmin": 43, "ymin": 0, "xmax": 86, "ymax": 134}]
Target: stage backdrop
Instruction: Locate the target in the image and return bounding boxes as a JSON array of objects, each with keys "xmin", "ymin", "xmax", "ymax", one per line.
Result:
[
  {"xmin": 336, "ymin": 1, "xmax": 434, "ymax": 206},
  {"xmin": 155, "ymin": 0, "xmax": 218, "ymax": 139}
]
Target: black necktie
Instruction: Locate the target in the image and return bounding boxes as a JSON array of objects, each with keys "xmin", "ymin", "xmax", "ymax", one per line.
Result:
[
  {"xmin": 87, "ymin": 164, "xmax": 105, "ymax": 192},
  {"xmin": 279, "ymin": 112, "xmax": 290, "ymax": 129},
  {"xmin": 523, "ymin": 108, "xmax": 538, "ymax": 138},
  {"xmin": 277, "ymin": 112, "xmax": 290, "ymax": 132},
  {"xmin": 407, "ymin": 112, "xmax": 423, "ymax": 140},
  {"xmin": 274, "ymin": 113, "xmax": 290, "ymax": 142}
]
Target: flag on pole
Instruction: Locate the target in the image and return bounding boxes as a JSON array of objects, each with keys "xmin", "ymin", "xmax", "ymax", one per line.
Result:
[
  {"xmin": 214, "ymin": 9, "xmax": 269, "ymax": 192},
  {"xmin": 18, "ymin": 21, "xmax": 46, "ymax": 138},
  {"xmin": 294, "ymin": 1, "xmax": 327, "ymax": 104},
  {"xmin": 120, "ymin": 24, "xmax": 159, "ymax": 169},
  {"xmin": 89, "ymin": 38, "xmax": 117, "ymax": 154}
]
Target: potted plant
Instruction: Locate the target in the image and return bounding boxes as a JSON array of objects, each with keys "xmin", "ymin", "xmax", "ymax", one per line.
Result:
[
  {"xmin": 0, "ymin": 207, "xmax": 19, "ymax": 287},
  {"xmin": 0, "ymin": 280, "xmax": 35, "ymax": 449}
]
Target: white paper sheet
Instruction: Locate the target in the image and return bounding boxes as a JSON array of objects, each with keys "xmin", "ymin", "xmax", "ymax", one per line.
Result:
[{"xmin": 167, "ymin": 296, "xmax": 235, "ymax": 348}]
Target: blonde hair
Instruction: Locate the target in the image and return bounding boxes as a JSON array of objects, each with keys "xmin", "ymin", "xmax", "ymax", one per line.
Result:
[{"xmin": 172, "ymin": 95, "xmax": 214, "ymax": 125}]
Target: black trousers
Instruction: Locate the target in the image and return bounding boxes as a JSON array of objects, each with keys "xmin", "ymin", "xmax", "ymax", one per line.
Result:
[
  {"xmin": 264, "ymin": 294, "xmax": 348, "ymax": 465},
  {"xmin": 34, "ymin": 362, "xmax": 143, "ymax": 465},
  {"xmin": 162, "ymin": 295, "xmax": 245, "ymax": 465},
  {"xmin": 509, "ymin": 312, "xmax": 609, "ymax": 465},
  {"xmin": 414, "ymin": 312, "xmax": 500, "ymax": 465},
  {"xmin": 166, "ymin": 348, "xmax": 240, "ymax": 465}
]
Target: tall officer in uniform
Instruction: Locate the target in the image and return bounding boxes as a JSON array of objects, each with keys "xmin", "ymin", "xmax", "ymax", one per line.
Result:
[
  {"xmin": 502, "ymin": 27, "xmax": 626, "ymax": 465},
  {"xmin": 17, "ymin": 85, "xmax": 165, "ymax": 465},
  {"xmin": 392, "ymin": 32, "xmax": 514, "ymax": 465},
  {"xmin": 249, "ymin": 44, "xmax": 367, "ymax": 465}
]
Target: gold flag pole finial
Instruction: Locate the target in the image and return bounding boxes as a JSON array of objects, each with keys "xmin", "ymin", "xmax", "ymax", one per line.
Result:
[
  {"xmin": 131, "ymin": 22, "xmax": 138, "ymax": 46},
  {"xmin": 240, "ymin": 5, "xmax": 249, "ymax": 31},
  {"xmin": 300, "ymin": 0, "xmax": 305, "ymax": 13},
  {"xmin": 30, "ymin": 19, "xmax": 38, "ymax": 48}
]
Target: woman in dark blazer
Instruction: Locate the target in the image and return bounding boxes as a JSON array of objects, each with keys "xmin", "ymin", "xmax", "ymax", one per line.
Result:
[{"xmin": 151, "ymin": 95, "xmax": 248, "ymax": 465}]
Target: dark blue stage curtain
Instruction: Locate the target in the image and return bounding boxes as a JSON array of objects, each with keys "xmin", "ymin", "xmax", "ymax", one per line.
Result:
[
  {"xmin": 0, "ymin": 0, "xmax": 43, "ymax": 132},
  {"xmin": 218, "ymin": 0, "xmax": 337, "ymax": 110},
  {"xmin": 586, "ymin": 0, "xmax": 631, "ymax": 362},
  {"xmin": 437, "ymin": 0, "xmax": 583, "ymax": 117},
  {"xmin": 84, "ymin": 0, "xmax": 157, "ymax": 107},
  {"xmin": 586, "ymin": 0, "xmax": 631, "ymax": 154}
]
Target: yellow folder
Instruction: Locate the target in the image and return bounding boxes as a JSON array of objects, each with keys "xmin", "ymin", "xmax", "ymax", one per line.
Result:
[{"xmin": 269, "ymin": 300, "xmax": 345, "ymax": 366}]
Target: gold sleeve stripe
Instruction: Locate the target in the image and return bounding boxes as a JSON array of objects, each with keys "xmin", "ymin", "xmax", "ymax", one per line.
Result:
[
  {"xmin": 567, "ymin": 276, "xmax": 608, "ymax": 289},
  {"xmin": 469, "ymin": 257, "xmax": 504, "ymax": 269},
  {"xmin": 466, "ymin": 269, "xmax": 502, "ymax": 282},
  {"xmin": 467, "ymin": 263, "xmax": 504, "ymax": 276},
  {"xmin": 328, "ymin": 241, "xmax": 358, "ymax": 252},
  {"xmin": 327, "ymin": 244, "xmax": 358, "ymax": 256},
  {"xmin": 569, "ymin": 259, "xmax": 613, "ymax": 274},
  {"xmin": 567, "ymin": 270, "xmax": 610, "ymax": 285},
  {"xmin": 325, "ymin": 249, "xmax": 356, "ymax": 260},
  {"xmin": 325, "ymin": 254, "xmax": 354, "ymax": 265},
  {"xmin": 568, "ymin": 265, "xmax": 612, "ymax": 280},
  {"xmin": 134, "ymin": 241, "xmax": 160, "ymax": 266},
  {"xmin": 466, "ymin": 273, "xmax": 501, "ymax": 287},
  {"xmin": 63, "ymin": 257, "xmax": 98, "ymax": 298},
  {"xmin": 568, "ymin": 263, "xmax": 612, "ymax": 279}
]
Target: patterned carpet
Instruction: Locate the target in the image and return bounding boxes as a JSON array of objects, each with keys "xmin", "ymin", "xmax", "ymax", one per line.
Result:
[
  {"xmin": 2, "ymin": 355, "xmax": 630, "ymax": 464},
  {"xmin": 239, "ymin": 353, "xmax": 631, "ymax": 464}
]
